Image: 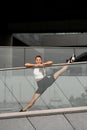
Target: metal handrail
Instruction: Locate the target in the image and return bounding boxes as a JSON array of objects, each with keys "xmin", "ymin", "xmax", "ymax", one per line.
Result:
[
  {"xmin": 0, "ymin": 106, "xmax": 87, "ymax": 119},
  {"xmin": 0, "ymin": 61, "xmax": 87, "ymax": 71}
]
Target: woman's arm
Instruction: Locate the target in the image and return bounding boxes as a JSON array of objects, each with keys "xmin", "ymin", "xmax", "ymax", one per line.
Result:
[
  {"xmin": 25, "ymin": 61, "xmax": 53, "ymax": 68},
  {"xmin": 43, "ymin": 61, "xmax": 53, "ymax": 66},
  {"xmin": 25, "ymin": 63, "xmax": 35, "ymax": 68}
]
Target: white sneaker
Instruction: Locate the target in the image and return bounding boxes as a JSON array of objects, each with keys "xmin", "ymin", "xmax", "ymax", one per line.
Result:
[{"xmin": 71, "ymin": 54, "xmax": 76, "ymax": 62}]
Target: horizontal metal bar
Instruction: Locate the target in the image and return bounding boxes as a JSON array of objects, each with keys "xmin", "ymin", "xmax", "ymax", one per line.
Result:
[
  {"xmin": 0, "ymin": 67, "xmax": 26, "ymax": 71},
  {"xmin": 53, "ymin": 61, "xmax": 87, "ymax": 66},
  {"xmin": 0, "ymin": 61, "xmax": 87, "ymax": 71},
  {"xmin": 0, "ymin": 106, "xmax": 87, "ymax": 119}
]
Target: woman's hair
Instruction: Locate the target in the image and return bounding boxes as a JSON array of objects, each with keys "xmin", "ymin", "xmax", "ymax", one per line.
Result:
[{"xmin": 35, "ymin": 55, "xmax": 42, "ymax": 60}]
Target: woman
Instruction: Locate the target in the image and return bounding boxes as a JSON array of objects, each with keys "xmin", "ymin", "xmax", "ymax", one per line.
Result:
[{"xmin": 20, "ymin": 55, "xmax": 71, "ymax": 112}]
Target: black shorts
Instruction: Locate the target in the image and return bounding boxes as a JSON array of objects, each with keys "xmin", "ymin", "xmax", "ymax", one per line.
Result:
[{"xmin": 35, "ymin": 75, "xmax": 55, "ymax": 94}]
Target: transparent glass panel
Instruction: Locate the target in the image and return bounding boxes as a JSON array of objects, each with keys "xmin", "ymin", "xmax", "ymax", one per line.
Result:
[
  {"xmin": 0, "ymin": 46, "xmax": 87, "ymax": 113},
  {"xmin": 0, "ymin": 62, "xmax": 87, "ymax": 113}
]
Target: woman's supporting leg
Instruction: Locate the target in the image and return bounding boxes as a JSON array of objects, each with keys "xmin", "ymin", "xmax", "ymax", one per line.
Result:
[{"xmin": 22, "ymin": 93, "xmax": 41, "ymax": 111}]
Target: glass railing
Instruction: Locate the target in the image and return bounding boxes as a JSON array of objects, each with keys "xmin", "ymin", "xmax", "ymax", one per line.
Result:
[{"xmin": 0, "ymin": 62, "xmax": 87, "ymax": 113}]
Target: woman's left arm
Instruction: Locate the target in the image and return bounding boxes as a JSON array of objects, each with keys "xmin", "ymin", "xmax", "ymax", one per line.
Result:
[{"xmin": 43, "ymin": 61, "xmax": 53, "ymax": 66}]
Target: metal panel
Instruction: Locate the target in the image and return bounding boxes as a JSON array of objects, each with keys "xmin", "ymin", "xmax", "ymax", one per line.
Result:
[
  {"xmin": 66, "ymin": 112, "xmax": 87, "ymax": 130},
  {"xmin": 13, "ymin": 33, "xmax": 87, "ymax": 47},
  {"xmin": 0, "ymin": 118, "xmax": 34, "ymax": 130},
  {"xmin": 29, "ymin": 114, "xmax": 74, "ymax": 130}
]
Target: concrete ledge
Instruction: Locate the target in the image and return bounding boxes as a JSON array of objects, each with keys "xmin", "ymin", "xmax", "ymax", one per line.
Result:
[{"xmin": 0, "ymin": 106, "xmax": 87, "ymax": 119}]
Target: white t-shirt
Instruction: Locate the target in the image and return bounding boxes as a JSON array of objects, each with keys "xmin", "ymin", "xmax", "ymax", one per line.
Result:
[{"xmin": 33, "ymin": 68, "xmax": 46, "ymax": 79}]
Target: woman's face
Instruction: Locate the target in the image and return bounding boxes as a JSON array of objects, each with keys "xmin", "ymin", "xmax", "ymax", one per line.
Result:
[{"xmin": 35, "ymin": 57, "xmax": 42, "ymax": 64}]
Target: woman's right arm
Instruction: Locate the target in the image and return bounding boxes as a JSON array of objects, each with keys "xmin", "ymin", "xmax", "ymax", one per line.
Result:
[{"xmin": 25, "ymin": 63, "xmax": 35, "ymax": 68}]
